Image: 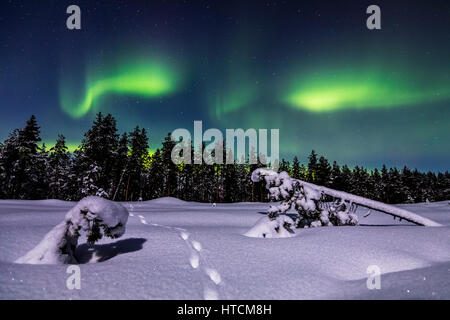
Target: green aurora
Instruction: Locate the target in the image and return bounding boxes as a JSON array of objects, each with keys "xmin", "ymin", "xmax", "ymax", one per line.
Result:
[
  {"xmin": 2, "ymin": 0, "xmax": 448, "ymax": 171},
  {"xmin": 60, "ymin": 60, "xmax": 180, "ymax": 118},
  {"xmin": 284, "ymin": 68, "xmax": 450, "ymax": 113}
]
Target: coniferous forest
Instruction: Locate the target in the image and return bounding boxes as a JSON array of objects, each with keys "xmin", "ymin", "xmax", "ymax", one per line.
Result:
[{"xmin": 0, "ymin": 114, "xmax": 449, "ymax": 204}]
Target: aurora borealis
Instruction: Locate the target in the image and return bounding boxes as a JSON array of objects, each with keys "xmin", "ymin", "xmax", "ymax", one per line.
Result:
[
  {"xmin": 284, "ymin": 67, "xmax": 450, "ymax": 112},
  {"xmin": 0, "ymin": 0, "xmax": 449, "ymax": 170},
  {"xmin": 60, "ymin": 59, "xmax": 180, "ymax": 118}
]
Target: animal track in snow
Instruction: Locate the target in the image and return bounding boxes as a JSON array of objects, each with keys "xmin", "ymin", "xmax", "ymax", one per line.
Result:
[
  {"xmin": 192, "ymin": 240, "xmax": 202, "ymax": 252},
  {"xmin": 137, "ymin": 216, "xmax": 148, "ymax": 225},
  {"xmin": 180, "ymin": 232, "xmax": 189, "ymax": 240},
  {"xmin": 204, "ymin": 287, "xmax": 219, "ymax": 300},
  {"xmin": 205, "ymin": 268, "xmax": 221, "ymax": 285},
  {"xmin": 126, "ymin": 206, "xmax": 224, "ymax": 300},
  {"xmin": 189, "ymin": 253, "xmax": 200, "ymax": 269}
]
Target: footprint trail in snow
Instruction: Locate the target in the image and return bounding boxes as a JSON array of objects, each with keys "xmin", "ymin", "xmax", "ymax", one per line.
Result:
[{"xmin": 127, "ymin": 203, "xmax": 225, "ymax": 300}]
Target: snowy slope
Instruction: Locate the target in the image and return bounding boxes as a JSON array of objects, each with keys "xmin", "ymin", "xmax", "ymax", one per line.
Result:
[{"xmin": 0, "ymin": 198, "xmax": 449, "ymax": 299}]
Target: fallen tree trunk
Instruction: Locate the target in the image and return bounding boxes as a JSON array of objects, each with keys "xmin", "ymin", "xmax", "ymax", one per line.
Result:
[
  {"xmin": 299, "ymin": 180, "xmax": 442, "ymax": 227},
  {"xmin": 252, "ymin": 168, "xmax": 442, "ymax": 227}
]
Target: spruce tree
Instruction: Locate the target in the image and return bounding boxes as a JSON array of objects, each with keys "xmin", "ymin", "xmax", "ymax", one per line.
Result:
[
  {"xmin": 48, "ymin": 135, "xmax": 70, "ymax": 199},
  {"xmin": 111, "ymin": 133, "xmax": 129, "ymax": 201},
  {"xmin": 15, "ymin": 115, "xmax": 47, "ymax": 199},
  {"xmin": 127, "ymin": 127, "xmax": 149, "ymax": 201},
  {"xmin": 316, "ymin": 156, "xmax": 332, "ymax": 186},
  {"xmin": 278, "ymin": 158, "xmax": 290, "ymax": 173},
  {"xmin": 307, "ymin": 150, "xmax": 318, "ymax": 182},
  {"xmin": 291, "ymin": 156, "xmax": 301, "ymax": 179},
  {"xmin": 76, "ymin": 113, "xmax": 119, "ymax": 198},
  {"xmin": 0, "ymin": 129, "xmax": 20, "ymax": 198},
  {"xmin": 148, "ymin": 149, "xmax": 165, "ymax": 199},
  {"xmin": 371, "ymin": 168, "xmax": 382, "ymax": 201},
  {"xmin": 330, "ymin": 161, "xmax": 342, "ymax": 190},
  {"xmin": 161, "ymin": 133, "xmax": 178, "ymax": 197},
  {"xmin": 223, "ymin": 146, "xmax": 238, "ymax": 202}
]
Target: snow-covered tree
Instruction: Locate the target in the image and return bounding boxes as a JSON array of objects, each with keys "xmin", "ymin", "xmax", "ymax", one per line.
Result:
[
  {"xmin": 111, "ymin": 132, "xmax": 129, "ymax": 201},
  {"xmin": 80, "ymin": 164, "xmax": 108, "ymax": 198},
  {"xmin": 147, "ymin": 149, "xmax": 165, "ymax": 199},
  {"xmin": 251, "ymin": 168, "xmax": 442, "ymax": 228},
  {"xmin": 0, "ymin": 129, "xmax": 20, "ymax": 198},
  {"xmin": 307, "ymin": 150, "xmax": 318, "ymax": 182},
  {"xmin": 315, "ymin": 156, "xmax": 331, "ymax": 187},
  {"xmin": 161, "ymin": 133, "xmax": 178, "ymax": 197},
  {"xmin": 0, "ymin": 116, "xmax": 48, "ymax": 199},
  {"xmin": 244, "ymin": 214, "xmax": 296, "ymax": 238},
  {"xmin": 253, "ymin": 169, "xmax": 358, "ymax": 228},
  {"xmin": 16, "ymin": 196, "xmax": 129, "ymax": 264},
  {"xmin": 77, "ymin": 113, "xmax": 119, "ymax": 197},
  {"xmin": 48, "ymin": 135, "xmax": 71, "ymax": 199},
  {"xmin": 126, "ymin": 126, "xmax": 149, "ymax": 201}
]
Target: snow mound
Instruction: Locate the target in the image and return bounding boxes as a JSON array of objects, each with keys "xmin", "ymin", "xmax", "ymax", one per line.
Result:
[
  {"xmin": 145, "ymin": 197, "xmax": 187, "ymax": 205},
  {"xmin": 244, "ymin": 215, "xmax": 296, "ymax": 238},
  {"xmin": 15, "ymin": 196, "xmax": 129, "ymax": 265}
]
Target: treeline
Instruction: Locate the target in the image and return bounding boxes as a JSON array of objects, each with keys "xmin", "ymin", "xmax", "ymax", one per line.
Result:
[{"xmin": 0, "ymin": 114, "xmax": 449, "ymax": 204}]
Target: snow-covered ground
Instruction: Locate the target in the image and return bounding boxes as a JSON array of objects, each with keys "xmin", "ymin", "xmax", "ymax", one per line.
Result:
[{"xmin": 0, "ymin": 198, "xmax": 449, "ymax": 299}]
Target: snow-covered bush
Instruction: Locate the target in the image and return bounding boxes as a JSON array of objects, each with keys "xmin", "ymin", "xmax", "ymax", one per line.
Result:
[
  {"xmin": 16, "ymin": 196, "xmax": 129, "ymax": 264},
  {"xmin": 244, "ymin": 215, "xmax": 296, "ymax": 238},
  {"xmin": 251, "ymin": 169, "xmax": 358, "ymax": 228},
  {"xmin": 251, "ymin": 169, "xmax": 442, "ymax": 227}
]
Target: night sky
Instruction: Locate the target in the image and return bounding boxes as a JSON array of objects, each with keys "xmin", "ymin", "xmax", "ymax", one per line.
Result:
[{"xmin": 0, "ymin": 0, "xmax": 449, "ymax": 171}]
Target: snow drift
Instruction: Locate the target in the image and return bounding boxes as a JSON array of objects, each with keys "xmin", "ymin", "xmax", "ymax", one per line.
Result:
[
  {"xmin": 15, "ymin": 196, "xmax": 129, "ymax": 264},
  {"xmin": 244, "ymin": 215, "xmax": 296, "ymax": 238}
]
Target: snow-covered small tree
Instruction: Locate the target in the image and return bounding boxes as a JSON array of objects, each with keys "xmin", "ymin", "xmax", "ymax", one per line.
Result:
[
  {"xmin": 80, "ymin": 164, "xmax": 109, "ymax": 198},
  {"xmin": 252, "ymin": 169, "xmax": 358, "ymax": 228},
  {"xmin": 251, "ymin": 169, "xmax": 442, "ymax": 229},
  {"xmin": 16, "ymin": 196, "xmax": 129, "ymax": 264}
]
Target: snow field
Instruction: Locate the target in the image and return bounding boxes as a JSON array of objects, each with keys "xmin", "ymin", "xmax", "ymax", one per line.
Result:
[{"xmin": 0, "ymin": 198, "xmax": 449, "ymax": 299}]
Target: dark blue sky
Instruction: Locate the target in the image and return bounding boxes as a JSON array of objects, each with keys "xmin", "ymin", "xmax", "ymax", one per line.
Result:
[{"xmin": 0, "ymin": 0, "xmax": 449, "ymax": 171}]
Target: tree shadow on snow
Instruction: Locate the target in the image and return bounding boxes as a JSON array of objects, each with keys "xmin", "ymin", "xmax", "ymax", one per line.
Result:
[
  {"xmin": 74, "ymin": 238, "xmax": 147, "ymax": 264},
  {"xmin": 257, "ymin": 212, "xmax": 416, "ymax": 227},
  {"xmin": 257, "ymin": 211, "xmax": 298, "ymax": 220},
  {"xmin": 359, "ymin": 224, "xmax": 415, "ymax": 227}
]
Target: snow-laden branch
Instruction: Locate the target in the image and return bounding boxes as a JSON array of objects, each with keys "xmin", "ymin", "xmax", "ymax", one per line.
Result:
[
  {"xmin": 252, "ymin": 168, "xmax": 442, "ymax": 227},
  {"xmin": 16, "ymin": 196, "xmax": 129, "ymax": 264}
]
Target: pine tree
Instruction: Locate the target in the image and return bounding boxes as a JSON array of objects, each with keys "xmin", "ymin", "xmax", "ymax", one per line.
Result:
[
  {"xmin": 126, "ymin": 127, "xmax": 149, "ymax": 201},
  {"xmin": 223, "ymin": 146, "xmax": 238, "ymax": 202},
  {"xmin": 371, "ymin": 168, "xmax": 382, "ymax": 201},
  {"xmin": 339, "ymin": 165, "xmax": 352, "ymax": 193},
  {"xmin": 148, "ymin": 149, "xmax": 165, "ymax": 199},
  {"xmin": 401, "ymin": 166, "xmax": 415, "ymax": 203},
  {"xmin": 330, "ymin": 161, "xmax": 342, "ymax": 190},
  {"xmin": 2, "ymin": 113, "xmax": 450, "ymax": 204},
  {"xmin": 316, "ymin": 156, "xmax": 332, "ymax": 186},
  {"xmin": 278, "ymin": 158, "xmax": 290, "ymax": 173},
  {"xmin": 249, "ymin": 146, "xmax": 265, "ymax": 202},
  {"xmin": 380, "ymin": 165, "xmax": 389, "ymax": 202},
  {"xmin": 307, "ymin": 150, "xmax": 318, "ymax": 182},
  {"xmin": 76, "ymin": 113, "xmax": 119, "ymax": 198},
  {"xmin": 0, "ymin": 129, "xmax": 20, "ymax": 198},
  {"xmin": 14, "ymin": 115, "xmax": 47, "ymax": 199},
  {"xmin": 111, "ymin": 133, "xmax": 129, "ymax": 201},
  {"xmin": 291, "ymin": 156, "xmax": 301, "ymax": 179},
  {"xmin": 161, "ymin": 133, "xmax": 178, "ymax": 197},
  {"xmin": 48, "ymin": 135, "xmax": 71, "ymax": 199},
  {"xmin": 384, "ymin": 167, "xmax": 404, "ymax": 203}
]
